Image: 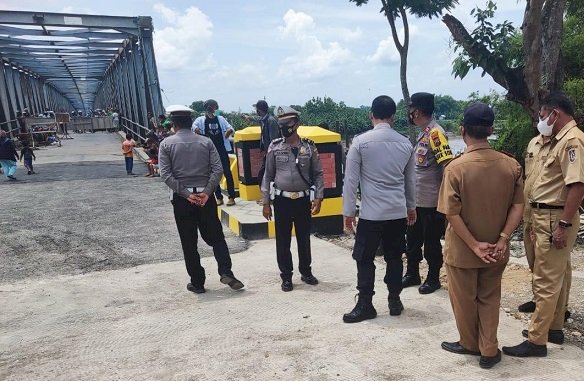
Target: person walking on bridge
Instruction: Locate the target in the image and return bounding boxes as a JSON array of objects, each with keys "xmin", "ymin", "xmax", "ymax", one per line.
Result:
[
  {"xmin": 159, "ymin": 105, "xmax": 244, "ymax": 294},
  {"xmin": 0, "ymin": 129, "xmax": 19, "ymax": 181}
]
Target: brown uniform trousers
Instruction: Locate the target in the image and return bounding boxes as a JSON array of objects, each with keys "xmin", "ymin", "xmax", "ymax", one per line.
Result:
[
  {"xmin": 527, "ymin": 209, "xmax": 579, "ymax": 344},
  {"xmin": 445, "ymin": 263, "xmax": 506, "ymax": 356},
  {"xmin": 523, "ymin": 204, "xmax": 572, "ymax": 320}
]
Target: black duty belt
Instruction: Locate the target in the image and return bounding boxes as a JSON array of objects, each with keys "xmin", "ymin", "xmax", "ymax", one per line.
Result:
[{"xmin": 529, "ymin": 202, "xmax": 564, "ymax": 210}]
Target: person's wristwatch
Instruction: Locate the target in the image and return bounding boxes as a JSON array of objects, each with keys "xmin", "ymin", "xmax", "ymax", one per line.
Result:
[{"xmin": 559, "ymin": 220, "xmax": 573, "ymax": 229}]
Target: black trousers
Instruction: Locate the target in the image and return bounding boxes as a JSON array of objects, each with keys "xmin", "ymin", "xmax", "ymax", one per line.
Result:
[
  {"xmin": 273, "ymin": 196, "xmax": 312, "ymax": 281},
  {"xmin": 405, "ymin": 207, "xmax": 445, "ymax": 273},
  {"xmin": 215, "ymin": 150, "xmax": 236, "ymax": 199},
  {"xmin": 172, "ymin": 194, "xmax": 233, "ymax": 286},
  {"xmin": 353, "ymin": 218, "xmax": 407, "ymax": 297}
]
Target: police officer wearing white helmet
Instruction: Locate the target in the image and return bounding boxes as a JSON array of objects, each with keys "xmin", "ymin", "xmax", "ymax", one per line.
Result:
[
  {"xmin": 158, "ymin": 105, "xmax": 244, "ymax": 294},
  {"xmin": 261, "ymin": 106, "xmax": 325, "ymax": 292}
]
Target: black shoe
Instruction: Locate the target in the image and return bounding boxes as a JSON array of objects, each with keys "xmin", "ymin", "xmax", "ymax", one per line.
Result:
[
  {"xmin": 402, "ymin": 273, "xmax": 421, "ymax": 288},
  {"xmin": 479, "ymin": 349, "xmax": 502, "ymax": 369},
  {"xmin": 388, "ymin": 297, "xmax": 404, "ymax": 316},
  {"xmin": 281, "ymin": 280, "xmax": 293, "ymax": 292},
  {"xmin": 441, "ymin": 341, "xmax": 480, "ymax": 356},
  {"xmin": 518, "ymin": 300, "xmax": 536, "ymax": 313},
  {"xmin": 27, "ymin": 171, "xmax": 31, "ymax": 175},
  {"xmin": 565, "ymin": 310, "xmax": 571, "ymax": 322},
  {"xmin": 220, "ymin": 274, "xmax": 244, "ymax": 290},
  {"xmin": 418, "ymin": 280, "xmax": 441, "ymax": 294},
  {"xmin": 301, "ymin": 275, "xmax": 319, "ymax": 285},
  {"xmin": 187, "ymin": 283, "xmax": 205, "ymax": 294},
  {"xmin": 343, "ymin": 297, "xmax": 377, "ymax": 323},
  {"xmin": 7, "ymin": 175, "xmax": 17, "ymax": 181},
  {"xmin": 522, "ymin": 329, "xmax": 564, "ymax": 345},
  {"xmin": 502, "ymin": 340, "xmax": 547, "ymax": 357}
]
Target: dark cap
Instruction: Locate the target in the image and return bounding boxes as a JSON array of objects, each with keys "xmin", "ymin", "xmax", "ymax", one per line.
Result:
[
  {"xmin": 463, "ymin": 102, "xmax": 495, "ymax": 127},
  {"xmin": 253, "ymin": 100, "xmax": 269, "ymax": 112},
  {"xmin": 409, "ymin": 92, "xmax": 434, "ymax": 115}
]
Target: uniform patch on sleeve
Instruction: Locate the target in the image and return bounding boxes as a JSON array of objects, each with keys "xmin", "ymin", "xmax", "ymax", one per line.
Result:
[
  {"xmin": 568, "ymin": 148, "xmax": 576, "ymax": 163},
  {"xmin": 430, "ymin": 130, "xmax": 441, "ymax": 147}
]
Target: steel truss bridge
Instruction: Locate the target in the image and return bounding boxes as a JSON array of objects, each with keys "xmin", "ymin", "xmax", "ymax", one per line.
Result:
[{"xmin": 0, "ymin": 10, "xmax": 164, "ymax": 135}]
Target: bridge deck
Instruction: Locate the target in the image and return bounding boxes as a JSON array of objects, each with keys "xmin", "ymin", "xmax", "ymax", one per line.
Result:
[{"xmin": 0, "ymin": 133, "xmax": 583, "ymax": 380}]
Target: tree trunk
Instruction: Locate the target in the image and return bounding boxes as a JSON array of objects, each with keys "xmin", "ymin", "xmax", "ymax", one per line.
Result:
[
  {"xmin": 521, "ymin": 0, "xmax": 545, "ymax": 123},
  {"xmin": 541, "ymin": 0, "xmax": 567, "ymax": 94},
  {"xmin": 382, "ymin": 1, "xmax": 414, "ymax": 141}
]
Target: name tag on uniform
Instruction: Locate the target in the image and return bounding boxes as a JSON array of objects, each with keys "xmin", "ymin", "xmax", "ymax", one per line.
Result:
[{"xmin": 276, "ymin": 155, "xmax": 289, "ymax": 162}]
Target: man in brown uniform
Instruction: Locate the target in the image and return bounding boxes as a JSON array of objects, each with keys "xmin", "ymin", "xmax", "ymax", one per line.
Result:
[
  {"xmin": 504, "ymin": 93, "xmax": 584, "ymax": 357},
  {"xmin": 438, "ymin": 103, "xmax": 524, "ymax": 369}
]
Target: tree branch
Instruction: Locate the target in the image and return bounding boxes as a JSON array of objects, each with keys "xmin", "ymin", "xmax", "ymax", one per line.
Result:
[{"xmin": 381, "ymin": 0, "xmax": 403, "ymax": 53}]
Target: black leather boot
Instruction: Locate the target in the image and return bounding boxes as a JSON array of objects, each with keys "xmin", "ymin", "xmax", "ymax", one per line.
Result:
[
  {"xmin": 343, "ymin": 295, "xmax": 377, "ymax": 323},
  {"xmin": 402, "ymin": 262, "xmax": 421, "ymax": 288},
  {"xmin": 419, "ymin": 269, "xmax": 441, "ymax": 294}
]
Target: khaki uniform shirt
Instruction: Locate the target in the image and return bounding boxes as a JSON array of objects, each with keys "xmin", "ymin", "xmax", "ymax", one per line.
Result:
[
  {"xmin": 261, "ymin": 138, "xmax": 324, "ymax": 203},
  {"xmin": 437, "ymin": 142, "xmax": 524, "ymax": 268},
  {"xmin": 414, "ymin": 120, "xmax": 453, "ymax": 207},
  {"xmin": 526, "ymin": 120, "xmax": 584, "ymax": 205},
  {"xmin": 158, "ymin": 129, "xmax": 223, "ymax": 199}
]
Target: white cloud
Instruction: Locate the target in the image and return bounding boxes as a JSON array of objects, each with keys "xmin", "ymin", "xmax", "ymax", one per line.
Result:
[
  {"xmin": 277, "ymin": 9, "xmax": 352, "ymax": 80},
  {"xmin": 152, "ymin": 3, "xmax": 214, "ymax": 71},
  {"xmin": 279, "ymin": 9, "xmax": 315, "ymax": 38},
  {"xmin": 366, "ymin": 24, "xmax": 420, "ymax": 65},
  {"xmin": 366, "ymin": 36, "xmax": 400, "ymax": 65}
]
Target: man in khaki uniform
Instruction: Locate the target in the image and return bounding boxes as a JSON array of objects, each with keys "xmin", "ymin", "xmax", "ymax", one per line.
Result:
[
  {"xmin": 504, "ymin": 93, "xmax": 584, "ymax": 357},
  {"xmin": 438, "ymin": 103, "xmax": 524, "ymax": 369}
]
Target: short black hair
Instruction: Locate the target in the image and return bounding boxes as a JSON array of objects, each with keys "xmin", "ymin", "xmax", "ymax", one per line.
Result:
[
  {"xmin": 125, "ymin": 133, "xmax": 132, "ymax": 140},
  {"xmin": 371, "ymin": 95, "xmax": 396, "ymax": 120},
  {"xmin": 170, "ymin": 115, "xmax": 192, "ymax": 129},
  {"xmin": 462, "ymin": 124, "xmax": 492, "ymax": 139},
  {"xmin": 541, "ymin": 92, "xmax": 575, "ymax": 117}
]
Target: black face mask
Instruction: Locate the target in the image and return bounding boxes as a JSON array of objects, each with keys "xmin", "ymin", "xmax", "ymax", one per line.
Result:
[{"xmin": 279, "ymin": 123, "xmax": 295, "ymax": 138}]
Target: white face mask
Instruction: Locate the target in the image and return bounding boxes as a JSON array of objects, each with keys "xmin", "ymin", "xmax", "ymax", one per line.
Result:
[{"xmin": 537, "ymin": 113, "xmax": 555, "ymax": 136}]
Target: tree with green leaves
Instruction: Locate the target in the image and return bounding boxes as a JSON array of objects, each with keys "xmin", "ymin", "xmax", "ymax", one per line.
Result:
[
  {"xmin": 443, "ymin": 0, "xmax": 568, "ymax": 124},
  {"xmin": 350, "ymin": 0, "xmax": 459, "ymax": 140}
]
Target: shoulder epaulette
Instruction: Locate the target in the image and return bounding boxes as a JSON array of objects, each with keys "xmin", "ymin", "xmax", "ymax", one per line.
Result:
[
  {"xmin": 271, "ymin": 137, "xmax": 284, "ymax": 144},
  {"xmin": 301, "ymin": 137, "xmax": 315, "ymax": 145}
]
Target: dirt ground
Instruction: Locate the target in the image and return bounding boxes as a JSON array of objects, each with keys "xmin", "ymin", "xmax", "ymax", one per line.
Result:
[{"xmin": 320, "ymin": 234, "xmax": 584, "ymax": 349}]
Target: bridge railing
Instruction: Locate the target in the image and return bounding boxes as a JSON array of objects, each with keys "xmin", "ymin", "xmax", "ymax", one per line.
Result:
[
  {"xmin": 0, "ymin": 119, "xmax": 19, "ymax": 137},
  {"xmin": 120, "ymin": 116, "xmax": 148, "ymax": 143}
]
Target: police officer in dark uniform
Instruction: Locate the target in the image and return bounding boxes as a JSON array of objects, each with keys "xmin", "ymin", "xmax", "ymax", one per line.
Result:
[
  {"xmin": 261, "ymin": 106, "xmax": 325, "ymax": 292},
  {"xmin": 158, "ymin": 105, "xmax": 244, "ymax": 294}
]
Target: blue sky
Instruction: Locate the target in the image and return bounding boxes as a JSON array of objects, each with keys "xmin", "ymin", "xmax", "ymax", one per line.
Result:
[{"xmin": 3, "ymin": 0, "xmax": 525, "ymax": 112}]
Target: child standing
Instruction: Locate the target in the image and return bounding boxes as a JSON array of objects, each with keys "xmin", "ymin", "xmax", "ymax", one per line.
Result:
[
  {"xmin": 20, "ymin": 141, "xmax": 36, "ymax": 175},
  {"xmin": 122, "ymin": 134, "xmax": 136, "ymax": 175}
]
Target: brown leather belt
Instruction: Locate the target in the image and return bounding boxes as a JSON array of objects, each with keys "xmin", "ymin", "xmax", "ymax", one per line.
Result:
[{"xmin": 529, "ymin": 202, "xmax": 563, "ymax": 210}]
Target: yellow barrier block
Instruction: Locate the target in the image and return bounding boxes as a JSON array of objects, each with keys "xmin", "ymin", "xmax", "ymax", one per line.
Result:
[
  {"xmin": 239, "ymin": 184, "xmax": 262, "ymax": 201},
  {"xmin": 221, "ymin": 153, "xmax": 238, "ymax": 190},
  {"xmin": 268, "ymin": 221, "xmax": 276, "ymax": 238},
  {"xmin": 313, "ymin": 197, "xmax": 342, "ymax": 217},
  {"xmin": 297, "ymin": 126, "xmax": 341, "ymax": 144},
  {"xmin": 228, "ymin": 214, "xmax": 239, "ymax": 236}
]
